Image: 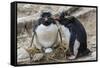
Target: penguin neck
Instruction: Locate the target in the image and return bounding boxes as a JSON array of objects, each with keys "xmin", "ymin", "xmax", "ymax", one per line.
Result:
[
  {"xmin": 42, "ymin": 23, "xmax": 54, "ymax": 27},
  {"xmin": 42, "ymin": 22, "xmax": 52, "ymax": 26},
  {"xmin": 38, "ymin": 23, "xmax": 57, "ymax": 31}
]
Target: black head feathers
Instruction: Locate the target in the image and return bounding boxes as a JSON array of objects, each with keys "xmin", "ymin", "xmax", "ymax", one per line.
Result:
[
  {"xmin": 38, "ymin": 12, "xmax": 56, "ymax": 26},
  {"xmin": 60, "ymin": 11, "xmax": 70, "ymax": 19},
  {"xmin": 41, "ymin": 12, "xmax": 52, "ymax": 17}
]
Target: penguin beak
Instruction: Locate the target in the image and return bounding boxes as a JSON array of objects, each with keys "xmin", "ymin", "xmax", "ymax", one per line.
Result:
[{"xmin": 52, "ymin": 16, "xmax": 60, "ymax": 20}]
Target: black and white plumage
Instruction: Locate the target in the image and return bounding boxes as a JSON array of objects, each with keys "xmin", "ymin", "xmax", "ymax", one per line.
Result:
[
  {"xmin": 33, "ymin": 12, "xmax": 60, "ymax": 53},
  {"xmin": 57, "ymin": 12, "xmax": 91, "ymax": 59}
]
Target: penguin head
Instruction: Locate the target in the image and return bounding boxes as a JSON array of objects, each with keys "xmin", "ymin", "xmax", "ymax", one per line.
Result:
[
  {"xmin": 38, "ymin": 12, "xmax": 56, "ymax": 26},
  {"xmin": 53, "ymin": 11, "xmax": 73, "ymax": 26},
  {"xmin": 60, "ymin": 11, "xmax": 70, "ymax": 19}
]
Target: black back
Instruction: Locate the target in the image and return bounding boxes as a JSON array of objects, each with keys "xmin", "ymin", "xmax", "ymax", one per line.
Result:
[{"xmin": 59, "ymin": 16, "xmax": 87, "ymax": 43}]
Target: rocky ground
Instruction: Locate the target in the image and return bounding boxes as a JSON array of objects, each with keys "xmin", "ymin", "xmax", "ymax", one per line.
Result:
[{"xmin": 17, "ymin": 3, "xmax": 97, "ymax": 65}]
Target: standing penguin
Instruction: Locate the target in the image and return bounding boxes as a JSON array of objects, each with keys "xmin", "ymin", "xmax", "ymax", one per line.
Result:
[
  {"xmin": 33, "ymin": 12, "xmax": 60, "ymax": 53},
  {"xmin": 55, "ymin": 12, "xmax": 91, "ymax": 59}
]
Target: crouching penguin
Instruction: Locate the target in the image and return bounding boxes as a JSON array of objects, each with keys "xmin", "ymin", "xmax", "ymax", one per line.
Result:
[{"xmin": 32, "ymin": 12, "xmax": 61, "ymax": 54}]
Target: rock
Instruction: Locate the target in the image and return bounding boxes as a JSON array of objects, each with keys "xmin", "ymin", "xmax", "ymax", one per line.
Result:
[
  {"xmin": 32, "ymin": 53, "xmax": 44, "ymax": 61},
  {"xmin": 17, "ymin": 47, "xmax": 30, "ymax": 63},
  {"xmin": 90, "ymin": 36, "xmax": 96, "ymax": 47},
  {"xmin": 91, "ymin": 51, "xmax": 96, "ymax": 59},
  {"xmin": 17, "ymin": 36, "xmax": 32, "ymax": 49}
]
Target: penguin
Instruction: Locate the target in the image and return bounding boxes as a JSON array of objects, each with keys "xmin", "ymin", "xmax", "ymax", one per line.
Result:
[
  {"xmin": 33, "ymin": 12, "xmax": 60, "ymax": 53},
  {"xmin": 54, "ymin": 11, "xmax": 91, "ymax": 59}
]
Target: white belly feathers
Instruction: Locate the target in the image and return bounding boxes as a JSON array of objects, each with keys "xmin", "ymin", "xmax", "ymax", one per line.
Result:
[
  {"xmin": 34, "ymin": 24, "xmax": 58, "ymax": 49},
  {"xmin": 60, "ymin": 25, "xmax": 71, "ymax": 46}
]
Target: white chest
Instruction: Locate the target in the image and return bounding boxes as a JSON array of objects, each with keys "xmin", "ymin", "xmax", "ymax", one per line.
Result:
[
  {"xmin": 35, "ymin": 24, "xmax": 58, "ymax": 48},
  {"xmin": 60, "ymin": 25, "xmax": 71, "ymax": 45}
]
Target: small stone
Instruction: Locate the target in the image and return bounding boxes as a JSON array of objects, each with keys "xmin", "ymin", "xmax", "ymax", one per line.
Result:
[
  {"xmin": 32, "ymin": 53, "xmax": 44, "ymax": 61},
  {"xmin": 17, "ymin": 47, "xmax": 30, "ymax": 62}
]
